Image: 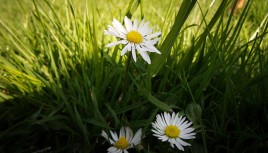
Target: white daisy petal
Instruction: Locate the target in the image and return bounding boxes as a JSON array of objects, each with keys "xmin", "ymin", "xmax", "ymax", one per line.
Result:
[
  {"xmin": 108, "ymin": 147, "xmax": 118, "ymax": 152},
  {"xmin": 102, "ymin": 131, "xmax": 115, "ymax": 145},
  {"xmin": 124, "ymin": 16, "xmax": 133, "ymax": 32},
  {"xmin": 131, "ymin": 128, "xmax": 142, "ymax": 145},
  {"xmin": 117, "ymin": 150, "xmax": 123, "ymax": 153},
  {"xmin": 133, "ymin": 19, "xmax": 138, "ymax": 30},
  {"xmin": 181, "ymin": 127, "xmax": 195, "ymax": 134},
  {"xmin": 104, "ymin": 29, "xmax": 115, "ymax": 36},
  {"xmin": 164, "ymin": 112, "xmax": 171, "ymax": 125},
  {"xmin": 156, "ymin": 115, "xmax": 166, "ymax": 128},
  {"xmin": 123, "ymin": 150, "xmax": 129, "ymax": 153},
  {"xmin": 177, "ymin": 116, "xmax": 187, "ymax": 127},
  {"xmin": 106, "ymin": 25, "xmax": 124, "ymax": 38},
  {"xmin": 131, "ymin": 44, "xmax": 137, "ymax": 62},
  {"xmin": 101, "ymin": 131, "xmax": 109, "ymax": 140},
  {"xmin": 106, "ymin": 40, "xmax": 128, "ymax": 48},
  {"xmin": 169, "ymin": 140, "xmax": 175, "ymax": 148},
  {"xmin": 139, "ymin": 22, "xmax": 150, "ymax": 35},
  {"xmin": 119, "ymin": 127, "xmax": 126, "ymax": 138},
  {"xmin": 142, "ymin": 26, "xmax": 152, "ymax": 36},
  {"xmin": 109, "ymin": 147, "xmax": 122, "ymax": 153},
  {"xmin": 152, "ymin": 122, "xmax": 162, "ymax": 131},
  {"xmin": 127, "ymin": 43, "xmax": 131, "ymax": 52},
  {"xmin": 112, "ymin": 19, "xmax": 127, "ymax": 34},
  {"xmin": 138, "ymin": 18, "xmax": 145, "ymax": 32},
  {"xmin": 110, "ymin": 131, "xmax": 119, "ymax": 142},
  {"xmin": 121, "ymin": 44, "xmax": 130, "ymax": 56},
  {"xmin": 180, "ymin": 133, "xmax": 196, "ymax": 139},
  {"xmin": 172, "ymin": 114, "xmax": 179, "ymax": 125},
  {"xmin": 143, "ymin": 46, "xmax": 161, "ymax": 54},
  {"xmin": 143, "ymin": 37, "xmax": 161, "ymax": 45},
  {"xmin": 152, "ymin": 112, "xmax": 196, "ymax": 151},
  {"xmin": 174, "ymin": 139, "xmax": 184, "ymax": 151},
  {"xmin": 158, "ymin": 135, "xmax": 169, "ymax": 142},
  {"xmin": 152, "ymin": 129, "xmax": 162, "ymax": 135},
  {"xmin": 177, "ymin": 138, "xmax": 191, "ymax": 146},
  {"xmin": 180, "ymin": 121, "xmax": 192, "ymax": 130},
  {"xmin": 145, "ymin": 31, "xmax": 161, "ymax": 39},
  {"xmin": 137, "ymin": 46, "xmax": 151, "ymax": 64},
  {"xmin": 125, "ymin": 127, "xmax": 133, "ymax": 143}
]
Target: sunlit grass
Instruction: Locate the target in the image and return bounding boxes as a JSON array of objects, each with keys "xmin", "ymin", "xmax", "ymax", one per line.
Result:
[{"xmin": 0, "ymin": 0, "xmax": 268, "ymax": 152}]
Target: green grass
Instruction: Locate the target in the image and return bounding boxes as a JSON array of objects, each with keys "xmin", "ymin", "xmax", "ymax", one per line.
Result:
[{"xmin": 0, "ymin": 0, "xmax": 268, "ymax": 152}]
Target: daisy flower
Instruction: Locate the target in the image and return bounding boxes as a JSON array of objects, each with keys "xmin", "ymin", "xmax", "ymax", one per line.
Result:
[
  {"xmin": 104, "ymin": 16, "xmax": 161, "ymax": 64},
  {"xmin": 151, "ymin": 112, "xmax": 196, "ymax": 151},
  {"xmin": 101, "ymin": 126, "xmax": 143, "ymax": 153}
]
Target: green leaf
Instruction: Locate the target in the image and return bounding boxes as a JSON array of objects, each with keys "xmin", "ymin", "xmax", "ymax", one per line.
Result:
[
  {"xmin": 147, "ymin": 94, "xmax": 172, "ymax": 112},
  {"xmin": 185, "ymin": 103, "xmax": 202, "ymax": 124},
  {"xmin": 148, "ymin": 0, "xmax": 197, "ymax": 77},
  {"xmin": 146, "ymin": 0, "xmax": 197, "ymax": 92},
  {"xmin": 104, "ymin": 103, "xmax": 120, "ymax": 127}
]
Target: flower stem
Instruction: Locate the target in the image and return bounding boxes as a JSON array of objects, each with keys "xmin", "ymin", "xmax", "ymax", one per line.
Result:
[{"xmin": 120, "ymin": 53, "xmax": 132, "ymax": 103}]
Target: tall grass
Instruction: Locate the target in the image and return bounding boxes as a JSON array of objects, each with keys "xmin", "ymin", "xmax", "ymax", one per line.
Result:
[{"xmin": 0, "ymin": 0, "xmax": 268, "ymax": 152}]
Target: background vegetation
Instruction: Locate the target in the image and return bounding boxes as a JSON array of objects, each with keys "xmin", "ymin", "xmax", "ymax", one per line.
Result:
[{"xmin": 0, "ymin": 0, "xmax": 267, "ymax": 152}]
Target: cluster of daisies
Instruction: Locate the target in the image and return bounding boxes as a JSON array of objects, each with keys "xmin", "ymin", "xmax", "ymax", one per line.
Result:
[
  {"xmin": 101, "ymin": 112, "xmax": 196, "ymax": 153},
  {"xmin": 102, "ymin": 17, "xmax": 196, "ymax": 152}
]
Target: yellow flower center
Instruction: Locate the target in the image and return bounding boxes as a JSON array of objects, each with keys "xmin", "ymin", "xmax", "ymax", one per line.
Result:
[
  {"xmin": 114, "ymin": 137, "xmax": 129, "ymax": 149},
  {"xmin": 126, "ymin": 31, "xmax": 143, "ymax": 44},
  {"xmin": 165, "ymin": 125, "xmax": 180, "ymax": 138}
]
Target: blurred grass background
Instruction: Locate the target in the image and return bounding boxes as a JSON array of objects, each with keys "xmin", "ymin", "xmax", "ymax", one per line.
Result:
[{"xmin": 0, "ymin": 0, "xmax": 268, "ymax": 152}]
